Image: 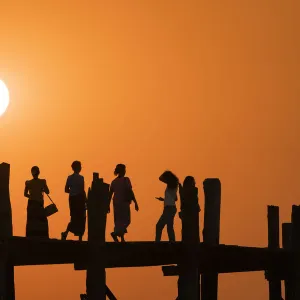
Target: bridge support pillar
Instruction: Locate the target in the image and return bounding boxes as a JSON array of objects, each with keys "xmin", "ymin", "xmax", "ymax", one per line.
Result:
[
  {"xmin": 266, "ymin": 205, "xmax": 282, "ymax": 300},
  {"xmin": 0, "ymin": 163, "xmax": 15, "ymax": 300},
  {"xmin": 86, "ymin": 173, "xmax": 110, "ymax": 300},
  {"xmin": 201, "ymin": 178, "xmax": 221, "ymax": 300}
]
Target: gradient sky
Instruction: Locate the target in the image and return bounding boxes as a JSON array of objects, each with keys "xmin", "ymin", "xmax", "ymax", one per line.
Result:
[{"xmin": 0, "ymin": 0, "xmax": 299, "ymax": 299}]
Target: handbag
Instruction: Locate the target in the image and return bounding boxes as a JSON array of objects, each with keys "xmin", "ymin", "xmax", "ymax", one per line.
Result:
[{"xmin": 44, "ymin": 194, "xmax": 58, "ymax": 217}]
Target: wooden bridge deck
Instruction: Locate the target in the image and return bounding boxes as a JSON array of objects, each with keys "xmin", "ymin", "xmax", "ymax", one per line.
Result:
[{"xmin": 1, "ymin": 237, "xmax": 292, "ymax": 276}]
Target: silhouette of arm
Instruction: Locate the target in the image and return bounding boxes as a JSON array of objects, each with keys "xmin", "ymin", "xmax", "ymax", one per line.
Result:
[
  {"xmin": 43, "ymin": 180, "xmax": 50, "ymax": 194},
  {"xmin": 127, "ymin": 178, "xmax": 139, "ymax": 208},
  {"xmin": 178, "ymin": 184, "xmax": 183, "ymax": 210},
  {"xmin": 65, "ymin": 177, "xmax": 70, "ymax": 194},
  {"xmin": 131, "ymin": 190, "xmax": 138, "ymax": 206},
  {"xmin": 24, "ymin": 182, "xmax": 30, "ymax": 198},
  {"xmin": 108, "ymin": 185, "xmax": 114, "ymax": 213},
  {"xmin": 83, "ymin": 179, "xmax": 87, "ymax": 199}
]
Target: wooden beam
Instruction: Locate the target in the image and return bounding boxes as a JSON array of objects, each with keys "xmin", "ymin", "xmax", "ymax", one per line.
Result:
[
  {"xmin": 0, "ymin": 163, "xmax": 15, "ymax": 300},
  {"xmin": 201, "ymin": 178, "xmax": 221, "ymax": 300},
  {"xmin": 266, "ymin": 205, "xmax": 282, "ymax": 300},
  {"xmin": 162, "ymin": 265, "xmax": 178, "ymax": 276},
  {"xmin": 79, "ymin": 285, "xmax": 117, "ymax": 300},
  {"xmin": 1, "ymin": 237, "xmax": 291, "ymax": 275},
  {"xmin": 177, "ymin": 179, "xmax": 201, "ymax": 300},
  {"xmin": 86, "ymin": 175, "xmax": 110, "ymax": 300},
  {"xmin": 282, "ymin": 223, "xmax": 292, "ymax": 300},
  {"xmin": 106, "ymin": 285, "xmax": 117, "ymax": 300},
  {"xmin": 291, "ymin": 205, "xmax": 300, "ymax": 299}
]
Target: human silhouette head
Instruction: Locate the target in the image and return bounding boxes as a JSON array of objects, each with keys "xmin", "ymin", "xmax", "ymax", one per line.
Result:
[
  {"xmin": 31, "ymin": 166, "xmax": 40, "ymax": 179},
  {"xmin": 114, "ymin": 164, "xmax": 126, "ymax": 177},
  {"xmin": 159, "ymin": 170, "xmax": 179, "ymax": 189},
  {"xmin": 71, "ymin": 161, "xmax": 82, "ymax": 174},
  {"xmin": 183, "ymin": 176, "xmax": 196, "ymax": 189}
]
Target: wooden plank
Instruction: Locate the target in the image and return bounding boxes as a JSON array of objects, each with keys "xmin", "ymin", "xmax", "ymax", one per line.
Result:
[
  {"xmin": 266, "ymin": 206, "xmax": 282, "ymax": 300},
  {"xmin": 282, "ymin": 223, "xmax": 293, "ymax": 300},
  {"xmin": 0, "ymin": 163, "xmax": 15, "ymax": 300},
  {"xmin": 201, "ymin": 178, "xmax": 221, "ymax": 300},
  {"xmin": 3, "ymin": 237, "xmax": 291, "ymax": 276}
]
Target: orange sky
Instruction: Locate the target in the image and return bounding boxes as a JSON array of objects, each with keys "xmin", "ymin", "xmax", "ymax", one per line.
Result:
[{"xmin": 0, "ymin": 0, "xmax": 300, "ymax": 299}]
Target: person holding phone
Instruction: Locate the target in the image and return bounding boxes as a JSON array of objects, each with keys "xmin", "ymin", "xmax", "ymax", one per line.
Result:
[{"xmin": 155, "ymin": 170, "xmax": 179, "ymax": 242}]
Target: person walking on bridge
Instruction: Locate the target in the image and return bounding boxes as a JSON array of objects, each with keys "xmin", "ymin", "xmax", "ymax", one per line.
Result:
[
  {"xmin": 61, "ymin": 161, "xmax": 87, "ymax": 241},
  {"xmin": 108, "ymin": 164, "xmax": 139, "ymax": 242}
]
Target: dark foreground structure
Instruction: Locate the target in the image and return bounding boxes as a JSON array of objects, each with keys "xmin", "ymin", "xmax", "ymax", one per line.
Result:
[{"xmin": 0, "ymin": 162, "xmax": 298, "ymax": 300}]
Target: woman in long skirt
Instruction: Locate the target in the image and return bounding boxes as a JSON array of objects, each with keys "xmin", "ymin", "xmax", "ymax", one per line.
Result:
[
  {"xmin": 61, "ymin": 161, "xmax": 86, "ymax": 241},
  {"xmin": 24, "ymin": 166, "xmax": 50, "ymax": 238},
  {"xmin": 109, "ymin": 164, "xmax": 139, "ymax": 242}
]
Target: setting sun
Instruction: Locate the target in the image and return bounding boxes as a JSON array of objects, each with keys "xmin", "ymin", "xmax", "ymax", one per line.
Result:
[{"xmin": 0, "ymin": 80, "xmax": 9, "ymax": 116}]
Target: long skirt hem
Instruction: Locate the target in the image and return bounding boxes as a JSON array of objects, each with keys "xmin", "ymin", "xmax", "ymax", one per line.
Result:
[
  {"xmin": 26, "ymin": 200, "xmax": 49, "ymax": 239},
  {"xmin": 67, "ymin": 194, "xmax": 86, "ymax": 237}
]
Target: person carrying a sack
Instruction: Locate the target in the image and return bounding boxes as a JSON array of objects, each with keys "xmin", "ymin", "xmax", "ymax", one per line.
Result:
[{"xmin": 108, "ymin": 163, "xmax": 139, "ymax": 242}]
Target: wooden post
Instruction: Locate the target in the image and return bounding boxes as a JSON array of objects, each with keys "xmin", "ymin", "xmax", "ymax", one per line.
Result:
[
  {"xmin": 201, "ymin": 178, "xmax": 221, "ymax": 300},
  {"xmin": 266, "ymin": 205, "xmax": 282, "ymax": 300},
  {"xmin": 282, "ymin": 223, "xmax": 292, "ymax": 300},
  {"xmin": 177, "ymin": 180, "xmax": 201, "ymax": 300},
  {"xmin": 0, "ymin": 163, "xmax": 15, "ymax": 300},
  {"xmin": 290, "ymin": 205, "xmax": 300, "ymax": 300},
  {"xmin": 86, "ymin": 173, "xmax": 110, "ymax": 300}
]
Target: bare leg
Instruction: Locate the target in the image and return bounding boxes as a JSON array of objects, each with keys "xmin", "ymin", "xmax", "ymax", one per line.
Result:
[
  {"xmin": 61, "ymin": 230, "xmax": 69, "ymax": 240},
  {"xmin": 111, "ymin": 232, "xmax": 119, "ymax": 242},
  {"xmin": 155, "ymin": 209, "xmax": 167, "ymax": 242},
  {"xmin": 120, "ymin": 234, "xmax": 126, "ymax": 242},
  {"xmin": 166, "ymin": 207, "xmax": 176, "ymax": 242}
]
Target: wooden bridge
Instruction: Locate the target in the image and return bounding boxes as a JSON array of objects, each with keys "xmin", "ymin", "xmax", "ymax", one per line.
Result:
[{"xmin": 0, "ymin": 162, "xmax": 299, "ymax": 300}]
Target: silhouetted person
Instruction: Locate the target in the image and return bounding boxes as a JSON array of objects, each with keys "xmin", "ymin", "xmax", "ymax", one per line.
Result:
[
  {"xmin": 108, "ymin": 164, "xmax": 139, "ymax": 242},
  {"xmin": 87, "ymin": 172, "xmax": 110, "ymax": 240},
  {"xmin": 24, "ymin": 166, "xmax": 50, "ymax": 238},
  {"xmin": 179, "ymin": 176, "xmax": 200, "ymax": 243},
  {"xmin": 155, "ymin": 170, "xmax": 179, "ymax": 242},
  {"xmin": 61, "ymin": 161, "xmax": 86, "ymax": 241}
]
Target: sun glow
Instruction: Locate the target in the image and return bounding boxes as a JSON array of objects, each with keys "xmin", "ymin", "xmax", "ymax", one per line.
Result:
[{"xmin": 0, "ymin": 80, "xmax": 9, "ymax": 116}]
